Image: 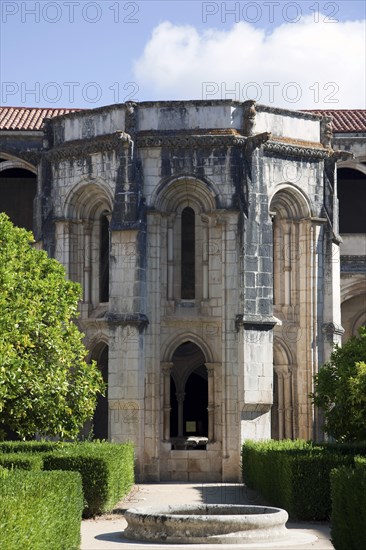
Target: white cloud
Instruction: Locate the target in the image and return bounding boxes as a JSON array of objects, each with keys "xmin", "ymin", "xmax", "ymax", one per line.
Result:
[{"xmin": 133, "ymin": 17, "xmax": 366, "ymax": 109}]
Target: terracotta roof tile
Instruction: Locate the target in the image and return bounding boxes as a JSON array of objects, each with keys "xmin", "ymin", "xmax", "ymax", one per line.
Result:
[
  {"xmin": 304, "ymin": 110, "xmax": 366, "ymax": 132},
  {"xmin": 0, "ymin": 107, "xmax": 80, "ymax": 131}
]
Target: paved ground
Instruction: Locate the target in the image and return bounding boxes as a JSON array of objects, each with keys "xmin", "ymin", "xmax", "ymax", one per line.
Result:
[{"xmin": 81, "ymin": 483, "xmax": 334, "ymax": 550}]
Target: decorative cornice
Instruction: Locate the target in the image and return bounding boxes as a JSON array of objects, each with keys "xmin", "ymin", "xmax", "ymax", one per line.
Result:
[
  {"xmin": 136, "ymin": 133, "xmax": 247, "ymax": 149},
  {"xmin": 264, "ymin": 140, "xmax": 330, "ymax": 159},
  {"xmin": 331, "ymin": 150, "xmax": 354, "ymax": 161},
  {"xmin": 341, "ymin": 255, "xmax": 366, "ymax": 273},
  {"xmin": 105, "ymin": 312, "xmax": 149, "ymax": 331},
  {"xmin": 44, "ymin": 131, "xmax": 132, "ymax": 161},
  {"xmin": 235, "ymin": 314, "xmax": 278, "ymax": 332}
]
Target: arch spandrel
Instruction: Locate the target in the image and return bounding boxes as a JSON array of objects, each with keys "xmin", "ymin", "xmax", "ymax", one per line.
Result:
[
  {"xmin": 152, "ymin": 175, "xmax": 218, "ymax": 213},
  {"xmin": 269, "ymin": 183, "xmax": 313, "ymax": 220},
  {"xmin": 161, "ymin": 332, "xmax": 214, "ymax": 364},
  {"xmin": 0, "ymin": 153, "xmax": 37, "ymax": 174},
  {"xmin": 273, "ymin": 336, "xmax": 294, "ymax": 368},
  {"xmin": 64, "ymin": 178, "xmax": 114, "ymax": 219}
]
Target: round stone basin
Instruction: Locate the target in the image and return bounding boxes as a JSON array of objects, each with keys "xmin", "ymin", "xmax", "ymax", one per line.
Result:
[{"xmin": 124, "ymin": 504, "xmax": 289, "ymax": 544}]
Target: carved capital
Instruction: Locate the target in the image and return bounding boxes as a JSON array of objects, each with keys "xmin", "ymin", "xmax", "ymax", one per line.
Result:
[{"xmin": 105, "ymin": 312, "xmax": 149, "ymax": 332}]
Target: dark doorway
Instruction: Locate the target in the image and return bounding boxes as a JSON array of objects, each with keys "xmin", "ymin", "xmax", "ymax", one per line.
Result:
[
  {"xmin": 184, "ymin": 365, "xmax": 208, "ymax": 436},
  {"xmin": 169, "ymin": 341, "xmax": 208, "ymax": 443}
]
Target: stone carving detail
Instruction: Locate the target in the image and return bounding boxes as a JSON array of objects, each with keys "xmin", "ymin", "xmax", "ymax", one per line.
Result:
[
  {"xmin": 320, "ymin": 116, "xmax": 333, "ymax": 149},
  {"xmin": 243, "ymin": 100, "xmax": 257, "ymax": 136},
  {"xmin": 136, "ymin": 134, "xmax": 246, "ymax": 149},
  {"xmin": 125, "ymin": 102, "xmax": 137, "ymax": 136},
  {"xmin": 245, "ymin": 132, "xmax": 272, "ymax": 155},
  {"xmin": 82, "ymin": 117, "xmax": 95, "ymax": 139}
]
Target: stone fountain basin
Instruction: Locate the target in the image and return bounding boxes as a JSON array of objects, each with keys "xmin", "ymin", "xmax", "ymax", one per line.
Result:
[{"xmin": 124, "ymin": 503, "xmax": 289, "ymax": 544}]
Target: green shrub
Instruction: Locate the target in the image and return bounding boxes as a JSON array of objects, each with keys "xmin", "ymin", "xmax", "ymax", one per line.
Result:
[
  {"xmin": 285, "ymin": 451, "xmax": 353, "ymax": 520},
  {"xmin": 0, "ymin": 440, "xmax": 69, "ymax": 454},
  {"xmin": 0, "ymin": 470, "xmax": 83, "ymax": 550},
  {"xmin": 43, "ymin": 441, "xmax": 134, "ymax": 517},
  {"xmin": 322, "ymin": 442, "xmax": 366, "ymax": 456},
  {"xmin": 331, "ymin": 459, "xmax": 366, "ymax": 550},
  {"xmin": 242, "ymin": 440, "xmax": 353, "ymax": 520},
  {"xmin": 0, "ymin": 452, "xmax": 43, "ymax": 471}
]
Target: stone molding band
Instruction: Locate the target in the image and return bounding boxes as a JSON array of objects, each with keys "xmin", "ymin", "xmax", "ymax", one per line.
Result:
[
  {"xmin": 45, "ymin": 132, "xmax": 132, "ymax": 160},
  {"xmin": 105, "ymin": 312, "xmax": 149, "ymax": 331}
]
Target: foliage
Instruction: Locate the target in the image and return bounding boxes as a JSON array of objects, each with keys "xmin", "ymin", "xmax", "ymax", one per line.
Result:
[
  {"xmin": 311, "ymin": 327, "xmax": 366, "ymax": 442},
  {"xmin": 0, "ymin": 452, "xmax": 43, "ymax": 471},
  {"xmin": 43, "ymin": 441, "xmax": 134, "ymax": 517},
  {"xmin": 331, "ymin": 458, "xmax": 366, "ymax": 550},
  {"xmin": 242, "ymin": 439, "xmax": 354, "ymax": 520},
  {"xmin": 0, "ymin": 440, "xmax": 68, "ymax": 454},
  {"xmin": 0, "ymin": 213, "xmax": 104, "ymax": 439},
  {"xmin": 0, "ymin": 469, "xmax": 83, "ymax": 550}
]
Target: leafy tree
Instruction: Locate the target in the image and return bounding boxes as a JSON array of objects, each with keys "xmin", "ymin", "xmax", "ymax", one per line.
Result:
[
  {"xmin": 0, "ymin": 213, "xmax": 104, "ymax": 440},
  {"xmin": 311, "ymin": 326, "xmax": 366, "ymax": 442}
]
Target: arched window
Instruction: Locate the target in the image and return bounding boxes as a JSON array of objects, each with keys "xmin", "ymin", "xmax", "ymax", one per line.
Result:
[
  {"xmin": 65, "ymin": 183, "xmax": 112, "ymax": 307},
  {"xmin": 181, "ymin": 207, "xmax": 195, "ymax": 299},
  {"xmin": 99, "ymin": 213, "xmax": 110, "ymax": 302},
  {"xmin": 0, "ymin": 166, "xmax": 37, "ymax": 232}
]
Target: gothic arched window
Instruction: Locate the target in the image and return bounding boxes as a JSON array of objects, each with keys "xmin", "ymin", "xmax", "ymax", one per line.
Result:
[
  {"xmin": 99, "ymin": 213, "xmax": 110, "ymax": 302},
  {"xmin": 181, "ymin": 207, "xmax": 195, "ymax": 299}
]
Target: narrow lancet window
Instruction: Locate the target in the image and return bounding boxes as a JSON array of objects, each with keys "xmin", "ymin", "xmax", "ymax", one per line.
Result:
[
  {"xmin": 181, "ymin": 207, "xmax": 195, "ymax": 299},
  {"xmin": 99, "ymin": 213, "xmax": 110, "ymax": 302}
]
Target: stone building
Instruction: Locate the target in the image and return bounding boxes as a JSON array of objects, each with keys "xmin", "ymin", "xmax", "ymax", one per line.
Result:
[{"xmin": 0, "ymin": 102, "xmax": 365, "ymax": 481}]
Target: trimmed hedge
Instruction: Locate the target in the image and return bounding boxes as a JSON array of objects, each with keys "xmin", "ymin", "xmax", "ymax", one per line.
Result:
[
  {"xmin": 331, "ymin": 457, "xmax": 366, "ymax": 550},
  {"xmin": 0, "ymin": 441, "xmax": 68, "ymax": 454},
  {"xmin": 242, "ymin": 440, "xmax": 354, "ymax": 520},
  {"xmin": 0, "ymin": 452, "xmax": 43, "ymax": 471},
  {"xmin": 43, "ymin": 441, "xmax": 134, "ymax": 517},
  {"xmin": 0, "ymin": 469, "xmax": 83, "ymax": 550},
  {"xmin": 323, "ymin": 442, "xmax": 366, "ymax": 457}
]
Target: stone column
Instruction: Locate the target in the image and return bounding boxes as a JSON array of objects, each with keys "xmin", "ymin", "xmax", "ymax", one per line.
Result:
[
  {"xmin": 162, "ymin": 362, "xmax": 173, "ymax": 441},
  {"xmin": 275, "ymin": 367, "xmax": 284, "ymax": 440},
  {"xmin": 176, "ymin": 392, "xmax": 185, "ymax": 438},
  {"xmin": 206, "ymin": 365, "xmax": 215, "ymax": 441},
  {"xmin": 54, "ymin": 219, "xmax": 70, "ymax": 277},
  {"xmin": 284, "ymin": 222, "xmax": 292, "ymax": 306},
  {"xmin": 275, "ymin": 365, "xmax": 293, "ymax": 440},
  {"xmin": 83, "ymin": 221, "xmax": 92, "ymax": 303}
]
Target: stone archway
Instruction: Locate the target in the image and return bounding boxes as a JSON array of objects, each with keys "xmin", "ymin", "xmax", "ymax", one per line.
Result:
[
  {"xmin": 0, "ymin": 163, "xmax": 37, "ymax": 232},
  {"xmin": 169, "ymin": 342, "xmax": 208, "ymax": 449}
]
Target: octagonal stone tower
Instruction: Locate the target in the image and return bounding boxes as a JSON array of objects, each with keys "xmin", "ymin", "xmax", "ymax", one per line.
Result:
[{"xmin": 37, "ymin": 100, "xmax": 343, "ymax": 481}]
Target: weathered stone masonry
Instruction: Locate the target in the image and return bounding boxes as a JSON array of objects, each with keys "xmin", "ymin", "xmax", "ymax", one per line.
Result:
[{"xmin": 1, "ymin": 101, "xmax": 365, "ymax": 482}]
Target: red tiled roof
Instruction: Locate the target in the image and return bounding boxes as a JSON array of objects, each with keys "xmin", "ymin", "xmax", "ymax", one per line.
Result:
[
  {"xmin": 1, "ymin": 106, "xmax": 365, "ymax": 133},
  {"xmin": 0, "ymin": 107, "xmax": 80, "ymax": 131},
  {"xmin": 304, "ymin": 110, "xmax": 366, "ymax": 132}
]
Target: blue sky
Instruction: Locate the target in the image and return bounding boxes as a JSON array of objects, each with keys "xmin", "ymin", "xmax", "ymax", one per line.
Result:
[{"xmin": 1, "ymin": 1, "xmax": 365, "ymax": 109}]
